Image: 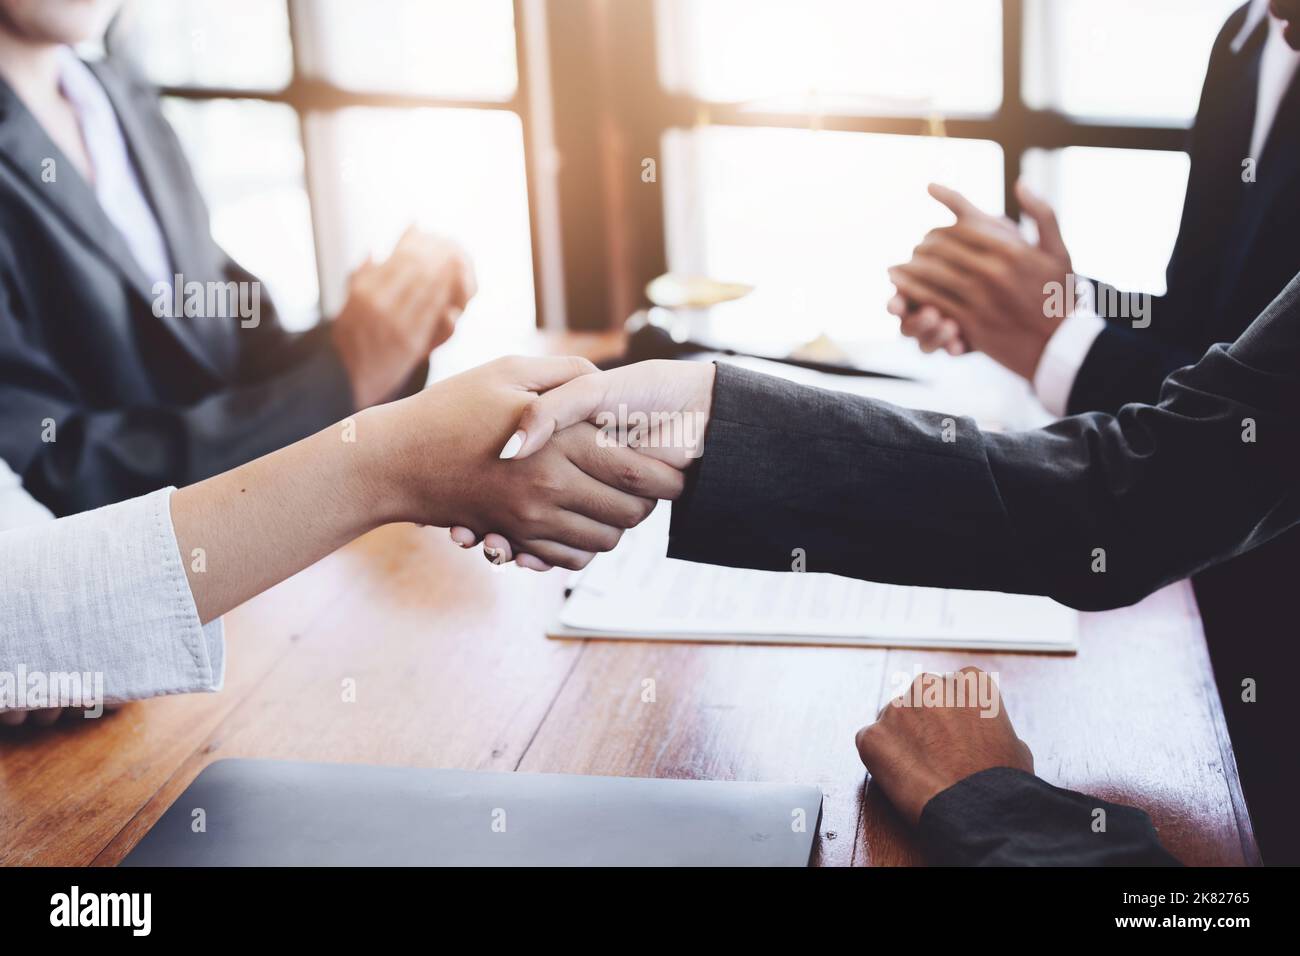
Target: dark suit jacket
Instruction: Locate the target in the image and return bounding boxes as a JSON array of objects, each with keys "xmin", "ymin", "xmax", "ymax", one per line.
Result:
[
  {"xmin": 0, "ymin": 58, "xmax": 389, "ymax": 515},
  {"xmin": 1070, "ymin": 2, "xmax": 1300, "ymax": 416},
  {"xmin": 1059, "ymin": 3, "xmax": 1300, "ymax": 866},
  {"xmin": 667, "ymin": 271, "xmax": 1300, "ymax": 864}
]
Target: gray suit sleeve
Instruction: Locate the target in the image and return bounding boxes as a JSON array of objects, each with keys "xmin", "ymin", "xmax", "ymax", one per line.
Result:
[{"xmin": 668, "ymin": 273, "xmax": 1300, "ymax": 611}]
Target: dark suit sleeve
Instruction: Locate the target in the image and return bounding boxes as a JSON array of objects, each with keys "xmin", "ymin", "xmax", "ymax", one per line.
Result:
[
  {"xmin": 916, "ymin": 768, "xmax": 1179, "ymax": 866},
  {"xmin": 667, "ymin": 273, "xmax": 1300, "ymax": 611},
  {"xmin": 0, "ymin": 272, "xmax": 358, "ymax": 514}
]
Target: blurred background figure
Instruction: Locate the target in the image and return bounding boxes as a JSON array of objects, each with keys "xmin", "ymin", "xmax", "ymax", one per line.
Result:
[{"xmin": 0, "ymin": 0, "xmax": 475, "ymax": 515}]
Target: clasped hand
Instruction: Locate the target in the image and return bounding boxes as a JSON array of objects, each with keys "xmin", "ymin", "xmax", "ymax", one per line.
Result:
[{"xmin": 374, "ymin": 357, "xmax": 716, "ymax": 572}]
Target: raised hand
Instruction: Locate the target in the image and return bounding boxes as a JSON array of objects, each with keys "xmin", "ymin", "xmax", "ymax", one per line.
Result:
[
  {"xmin": 331, "ymin": 227, "xmax": 477, "ymax": 408},
  {"xmin": 888, "ymin": 181, "xmax": 1073, "ymax": 380}
]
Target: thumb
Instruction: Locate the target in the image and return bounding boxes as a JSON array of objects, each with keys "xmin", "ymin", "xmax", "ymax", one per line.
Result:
[
  {"xmin": 499, "ymin": 370, "xmax": 609, "ymax": 461},
  {"xmin": 1015, "ymin": 180, "xmax": 1068, "ymax": 260}
]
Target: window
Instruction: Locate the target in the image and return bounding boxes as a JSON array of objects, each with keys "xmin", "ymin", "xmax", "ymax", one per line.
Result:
[
  {"xmin": 110, "ymin": 0, "xmax": 535, "ymax": 335},
  {"xmin": 109, "ymin": 1, "xmax": 1245, "ymax": 341},
  {"xmin": 664, "ymin": 126, "xmax": 1004, "ymax": 350},
  {"xmin": 649, "ymin": 0, "xmax": 1243, "ymax": 346}
]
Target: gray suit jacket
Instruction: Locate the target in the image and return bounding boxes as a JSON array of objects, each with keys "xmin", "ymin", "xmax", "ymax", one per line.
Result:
[{"xmin": 0, "ymin": 57, "xmax": 393, "ymax": 515}]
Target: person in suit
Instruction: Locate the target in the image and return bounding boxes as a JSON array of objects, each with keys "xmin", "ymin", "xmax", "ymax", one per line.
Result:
[
  {"xmin": 880, "ymin": 0, "xmax": 1300, "ymax": 865},
  {"xmin": 890, "ymin": 0, "xmax": 1299, "ymax": 412},
  {"xmin": 1, "ymin": 355, "xmax": 683, "ymax": 726},
  {"xmin": 477, "ymin": 264, "xmax": 1300, "ymax": 863},
  {"xmin": 0, "ymin": 0, "xmax": 476, "ymax": 516}
]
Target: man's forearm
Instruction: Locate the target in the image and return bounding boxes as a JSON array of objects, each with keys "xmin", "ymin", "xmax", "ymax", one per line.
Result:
[{"xmin": 669, "ymin": 273, "xmax": 1300, "ymax": 609}]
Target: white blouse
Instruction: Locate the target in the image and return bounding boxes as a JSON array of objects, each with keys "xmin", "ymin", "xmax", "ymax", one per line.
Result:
[{"xmin": 0, "ymin": 461, "xmax": 223, "ymax": 711}]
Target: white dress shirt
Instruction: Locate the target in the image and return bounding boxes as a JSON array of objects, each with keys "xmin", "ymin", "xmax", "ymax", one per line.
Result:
[
  {"xmin": 56, "ymin": 47, "xmax": 173, "ymax": 292},
  {"xmin": 1031, "ymin": 0, "xmax": 1300, "ymax": 416},
  {"xmin": 0, "ymin": 461, "xmax": 224, "ymax": 710}
]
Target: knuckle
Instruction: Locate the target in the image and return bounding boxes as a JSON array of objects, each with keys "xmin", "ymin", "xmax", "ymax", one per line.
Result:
[{"xmin": 616, "ymin": 462, "xmax": 646, "ymax": 493}]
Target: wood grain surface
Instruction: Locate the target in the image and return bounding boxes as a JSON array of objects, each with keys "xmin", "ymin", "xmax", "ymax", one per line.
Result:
[{"xmin": 0, "ymin": 332, "xmax": 1257, "ymax": 867}]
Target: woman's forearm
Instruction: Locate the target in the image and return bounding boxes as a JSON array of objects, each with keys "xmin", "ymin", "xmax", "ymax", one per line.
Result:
[{"xmin": 171, "ymin": 412, "xmax": 399, "ymax": 624}]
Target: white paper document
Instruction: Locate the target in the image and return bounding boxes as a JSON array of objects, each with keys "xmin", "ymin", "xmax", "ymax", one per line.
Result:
[{"xmin": 554, "ymin": 506, "xmax": 1077, "ymax": 653}]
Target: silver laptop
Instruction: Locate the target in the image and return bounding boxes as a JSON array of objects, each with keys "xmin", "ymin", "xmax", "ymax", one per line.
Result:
[{"xmin": 123, "ymin": 758, "xmax": 823, "ymax": 866}]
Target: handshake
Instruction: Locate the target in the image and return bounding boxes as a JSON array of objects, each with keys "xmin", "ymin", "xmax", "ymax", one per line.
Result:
[{"xmin": 363, "ymin": 356, "xmax": 718, "ymax": 571}]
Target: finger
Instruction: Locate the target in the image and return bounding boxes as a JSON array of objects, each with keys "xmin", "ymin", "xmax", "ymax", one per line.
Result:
[
  {"xmin": 1015, "ymin": 179, "xmax": 1068, "ymax": 260},
  {"xmin": 482, "ymin": 533, "xmax": 513, "ymax": 565},
  {"xmin": 855, "ymin": 722, "xmax": 886, "ymax": 766},
  {"xmin": 899, "ymin": 305, "xmax": 941, "ymax": 339},
  {"xmin": 903, "ymin": 253, "xmax": 980, "ymax": 300},
  {"xmin": 917, "ymin": 315, "xmax": 959, "ymax": 354},
  {"xmin": 514, "ymin": 553, "xmax": 554, "ymax": 572},
  {"xmin": 542, "ymin": 508, "xmax": 626, "ymax": 554},
  {"xmin": 945, "ymin": 219, "xmax": 1021, "ymax": 256},
  {"xmin": 927, "ymin": 182, "xmax": 989, "ymax": 222},
  {"xmin": 501, "ymin": 371, "xmax": 610, "ymax": 460},
  {"xmin": 514, "ymin": 539, "xmax": 597, "ymax": 572},
  {"xmin": 920, "ymin": 229, "xmax": 1002, "ymax": 277},
  {"xmin": 560, "ymin": 424, "xmax": 687, "ymax": 501},
  {"xmin": 888, "ymin": 265, "xmax": 969, "ymax": 320},
  {"xmin": 886, "ymin": 294, "xmax": 909, "ymax": 318},
  {"xmin": 939, "ymin": 321, "xmax": 968, "ymax": 354},
  {"xmin": 927, "ymin": 317, "xmax": 962, "ymax": 350},
  {"xmin": 449, "ymin": 526, "xmax": 479, "ymax": 548},
  {"xmin": 505, "ymin": 355, "xmax": 600, "ymax": 395},
  {"xmin": 0, "ymin": 710, "xmax": 28, "ymax": 726},
  {"xmin": 426, "ymin": 304, "xmax": 460, "ymax": 353},
  {"xmin": 452, "ymin": 253, "xmax": 478, "ymax": 309},
  {"xmin": 376, "ymin": 254, "xmax": 432, "ymax": 327},
  {"xmin": 392, "ymin": 223, "xmax": 426, "ymax": 256}
]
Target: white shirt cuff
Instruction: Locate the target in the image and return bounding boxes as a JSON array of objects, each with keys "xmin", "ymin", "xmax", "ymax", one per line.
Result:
[
  {"xmin": 0, "ymin": 487, "xmax": 225, "ymax": 714},
  {"xmin": 1032, "ymin": 305, "xmax": 1107, "ymax": 417}
]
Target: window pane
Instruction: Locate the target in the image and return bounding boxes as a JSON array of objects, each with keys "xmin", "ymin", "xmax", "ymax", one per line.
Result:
[
  {"xmin": 1023, "ymin": 0, "xmax": 1244, "ymax": 123},
  {"xmin": 162, "ymin": 99, "xmax": 320, "ymax": 330},
  {"xmin": 1022, "ymin": 147, "xmax": 1191, "ymax": 295},
  {"xmin": 306, "ymin": 108, "xmax": 534, "ymax": 336},
  {"xmin": 659, "ymin": 0, "xmax": 1002, "ymax": 114},
  {"xmin": 113, "ymin": 0, "xmax": 293, "ymax": 90},
  {"xmin": 664, "ymin": 126, "xmax": 1004, "ymax": 351},
  {"xmin": 304, "ymin": 0, "xmax": 517, "ymax": 100}
]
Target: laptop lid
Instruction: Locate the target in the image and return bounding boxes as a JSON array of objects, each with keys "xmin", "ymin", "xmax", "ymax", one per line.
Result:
[{"xmin": 123, "ymin": 758, "xmax": 823, "ymax": 866}]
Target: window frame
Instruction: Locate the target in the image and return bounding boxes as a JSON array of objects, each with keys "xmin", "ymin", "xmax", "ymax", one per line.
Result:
[{"xmin": 118, "ymin": 0, "xmax": 1197, "ymax": 332}]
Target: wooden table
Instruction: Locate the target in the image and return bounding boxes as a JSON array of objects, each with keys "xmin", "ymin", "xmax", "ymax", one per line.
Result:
[{"xmin": 0, "ymin": 333, "xmax": 1258, "ymax": 867}]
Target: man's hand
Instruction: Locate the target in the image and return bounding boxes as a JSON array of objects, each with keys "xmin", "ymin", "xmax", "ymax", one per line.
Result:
[
  {"xmin": 888, "ymin": 181, "xmax": 1073, "ymax": 381},
  {"xmin": 855, "ymin": 667, "xmax": 1034, "ymax": 825},
  {"xmin": 450, "ymin": 359, "xmax": 718, "ymax": 569},
  {"xmin": 331, "ymin": 227, "xmax": 477, "ymax": 408},
  {"xmin": 371, "ymin": 356, "xmax": 686, "ymax": 571}
]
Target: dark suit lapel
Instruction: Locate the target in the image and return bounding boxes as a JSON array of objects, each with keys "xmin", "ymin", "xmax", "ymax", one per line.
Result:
[
  {"xmin": 0, "ymin": 76, "xmax": 158, "ymax": 306},
  {"xmin": 87, "ymin": 61, "xmax": 235, "ymax": 374},
  {"xmin": 1217, "ymin": 59, "xmax": 1300, "ymax": 312},
  {"xmin": 0, "ymin": 69, "xmax": 228, "ymax": 378}
]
